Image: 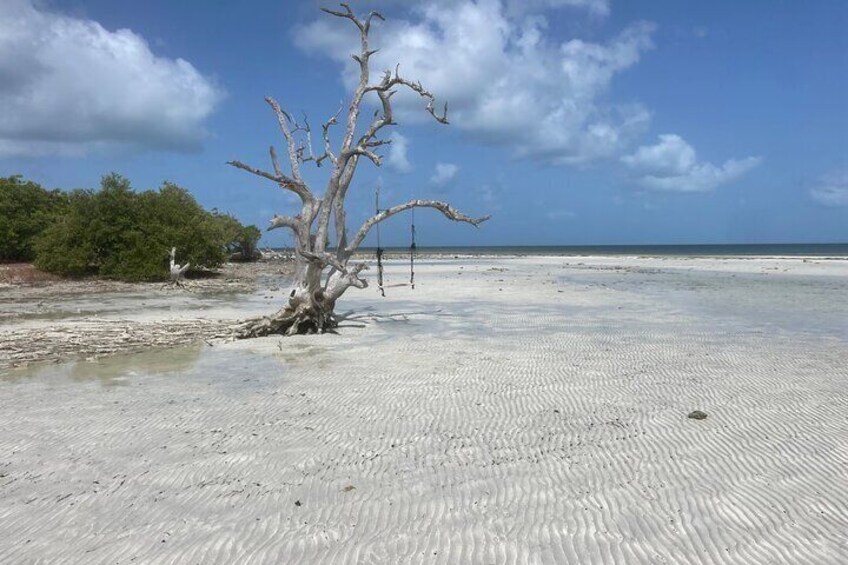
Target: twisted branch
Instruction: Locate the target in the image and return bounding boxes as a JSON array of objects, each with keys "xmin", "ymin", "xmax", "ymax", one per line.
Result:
[{"xmin": 346, "ymin": 199, "xmax": 490, "ymax": 256}]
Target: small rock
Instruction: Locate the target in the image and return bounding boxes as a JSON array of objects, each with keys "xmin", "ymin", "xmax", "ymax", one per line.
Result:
[
  {"xmin": 294, "ymin": 500, "xmax": 302, "ymax": 507},
  {"xmin": 342, "ymin": 485, "xmax": 356, "ymax": 492},
  {"xmin": 688, "ymin": 410, "xmax": 708, "ymax": 420}
]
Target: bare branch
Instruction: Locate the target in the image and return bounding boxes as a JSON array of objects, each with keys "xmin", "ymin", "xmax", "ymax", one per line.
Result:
[
  {"xmin": 298, "ymin": 109, "xmax": 341, "ymax": 168},
  {"xmin": 269, "ymin": 146, "xmax": 283, "ymax": 177},
  {"xmin": 316, "ymin": 2, "xmax": 381, "ymax": 253},
  {"xmin": 349, "ymin": 67, "xmax": 448, "ymax": 167},
  {"xmin": 350, "ymin": 147, "xmax": 382, "ymax": 166},
  {"xmin": 227, "ymin": 160, "xmax": 286, "ymax": 184},
  {"xmin": 268, "ymin": 214, "xmax": 300, "ymax": 233},
  {"xmin": 322, "ymin": 3, "xmax": 384, "ymax": 33},
  {"xmin": 226, "ymin": 160, "xmax": 313, "ymax": 202},
  {"xmin": 265, "ymin": 96, "xmax": 304, "ymax": 182},
  {"xmin": 338, "ymin": 262, "xmax": 369, "ymax": 292},
  {"xmin": 365, "ymin": 68, "xmax": 450, "ymax": 125},
  {"xmin": 364, "ymin": 138, "xmax": 391, "ymax": 148},
  {"xmin": 321, "ymin": 103, "xmax": 343, "ymax": 166},
  {"xmin": 321, "ymin": 3, "xmax": 361, "ymax": 30},
  {"xmin": 346, "ymin": 200, "xmax": 490, "ymax": 254},
  {"xmin": 300, "ymin": 114, "xmax": 316, "ymax": 162},
  {"xmin": 364, "ymin": 11, "xmax": 385, "ymax": 33}
]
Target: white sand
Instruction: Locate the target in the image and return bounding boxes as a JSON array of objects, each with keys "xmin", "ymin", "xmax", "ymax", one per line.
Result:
[{"xmin": 1, "ymin": 256, "xmax": 847, "ymax": 564}]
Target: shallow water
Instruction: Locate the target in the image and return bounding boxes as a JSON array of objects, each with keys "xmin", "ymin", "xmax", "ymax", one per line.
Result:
[{"xmin": 2, "ymin": 344, "xmax": 207, "ymax": 385}]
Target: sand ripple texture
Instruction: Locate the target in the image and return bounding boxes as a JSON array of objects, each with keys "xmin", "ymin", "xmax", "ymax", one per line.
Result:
[{"xmin": 1, "ymin": 257, "xmax": 847, "ymax": 564}]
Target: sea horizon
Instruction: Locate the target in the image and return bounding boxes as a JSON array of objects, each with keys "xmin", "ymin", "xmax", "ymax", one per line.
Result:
[{"xmin": 270, "ymin": 242, "xmax": 848, "ymax": 257}]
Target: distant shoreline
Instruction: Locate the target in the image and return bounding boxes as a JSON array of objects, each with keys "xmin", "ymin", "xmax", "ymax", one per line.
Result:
[{"xmin": 307, "ymin": 243, "xmax": 848, "ymax": 259}]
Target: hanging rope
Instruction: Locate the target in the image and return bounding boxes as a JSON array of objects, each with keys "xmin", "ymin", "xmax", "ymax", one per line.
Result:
[
  {"xmin": 410, "ymin": 207, "xmax": 416, "ymax": 289},
  {"xmin": 375, "ymin": 185, "xmax": 385, "ymax": 297}
]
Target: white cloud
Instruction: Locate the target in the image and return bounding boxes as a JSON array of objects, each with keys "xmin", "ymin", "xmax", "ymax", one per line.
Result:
[
  {"xmin": 622, "ymin": 134, "xmax": 761, "ymax": 192},
  {"xmin": 810, "ymin": 171, "xmax": 848, "ymax": 207},
  {"xmin": 294, "ymin": 0, "xmax": 653, "ymax": 165},
  {"xmin": 386, "ymin": 132, "xmax": 412, "ymax": 172},
  {"xmin": 0, "ymin": 0, "xmax": 222, "ymax": 156},
  {"xmin": 430, "ymin": 162, "xmax": 459, "ymax": 185},
  {"xmin": 368, "ymin": 0, "xmax": 610, "ymax": 17},
  {"xmin": 513, "ymin": 0, "xmax": 609, "ymax": 15}
]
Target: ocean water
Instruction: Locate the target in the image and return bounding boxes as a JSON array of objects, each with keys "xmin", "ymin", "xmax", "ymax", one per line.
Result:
[{"xmin": 292, "ymin": 243, "xmax": 848, "ymax": 257}]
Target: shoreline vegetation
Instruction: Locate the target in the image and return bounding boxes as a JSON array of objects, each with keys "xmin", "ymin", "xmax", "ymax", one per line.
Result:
[{"xmin": 1, "ymin": 175, "xmax": 262, "ymax": 282}]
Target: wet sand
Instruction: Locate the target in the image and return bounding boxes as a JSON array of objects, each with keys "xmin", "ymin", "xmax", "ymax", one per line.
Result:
[{"xmin": 1, "ymin": 256, "xmax": 847, "ymax": 564}]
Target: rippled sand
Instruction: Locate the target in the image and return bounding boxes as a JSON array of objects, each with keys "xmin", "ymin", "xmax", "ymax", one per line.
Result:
[{"xmin": 1, "ymin": 256, "xmax": 847, "ymax": 564}]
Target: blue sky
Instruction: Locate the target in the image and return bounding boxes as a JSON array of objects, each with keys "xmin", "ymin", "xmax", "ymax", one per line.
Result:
[{"xmin": 1, "ymin": 0, "xmax": 846, "ymax": 246}]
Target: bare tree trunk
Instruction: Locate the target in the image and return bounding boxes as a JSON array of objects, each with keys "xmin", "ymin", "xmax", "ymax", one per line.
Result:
[
  {"xmin": 236, "ymin": 262, "xmax": 334, "ymax": 336},
  {"xmin": 230, "ymin": 3, "xmax": 489, "ymax": 338}
]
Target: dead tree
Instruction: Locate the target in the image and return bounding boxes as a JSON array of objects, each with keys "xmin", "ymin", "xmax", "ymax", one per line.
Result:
[
  {"xmin": 229, "ymin": 3, "xmax": 489, "ymax": 337},
  {"xmin": 167, "ymin": 247, "xmax": 190, "ymax": 288}
]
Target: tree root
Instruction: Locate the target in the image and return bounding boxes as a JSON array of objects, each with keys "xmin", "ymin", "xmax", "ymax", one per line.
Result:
[{"xmin": 234, "ymin": 306, "xmax": 336, "ymax": 338}]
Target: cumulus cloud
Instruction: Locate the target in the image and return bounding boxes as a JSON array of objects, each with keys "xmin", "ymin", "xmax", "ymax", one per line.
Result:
[
  {"xmin": 430, "ymin": 162, "xmax": 459, "ymax": 185},
  {"xmin": 294, "ymin": 0, "xmax": 653, "ymax": 165},
  {"xmin": 810, "ymin": 171, "xmax": 848, "ymax": 207},
  {"xmin": 369, "ymin": 0, "xmax": 610, "ymax": 17},
  {"xmin": 622, "ymin": 134, "xmax": 761, "ymax": 192},
  {"xmin": 386, "ymin": 132, "xmax": 412, "ymax": 172},
  {"xmin": 0, "ymin": 0, "xmax": 222, "ymax": 156},
  {"xmin": 507, "ymin": 0, "xmax": 610, "ymax": 16}
]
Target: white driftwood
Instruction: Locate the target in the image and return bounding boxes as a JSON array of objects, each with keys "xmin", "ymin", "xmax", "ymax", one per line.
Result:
[
  {"xmin": 168, "ymin": 247, "xmax": 190, "ymax": 287},
  {"xmin": 229, "ymin": 3, "xmax": 489, "ymax": 337}
]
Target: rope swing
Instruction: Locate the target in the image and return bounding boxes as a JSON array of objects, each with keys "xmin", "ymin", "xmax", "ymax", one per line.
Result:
[
  {"xmin": 375, "ymin": 185, "xmax": 385, "ymax": 297},
  {"xmin": 373, "ymin": 185, "xmax": 419, "ymax": 295},
  {"xmin": 410, "ymin": 207, "xmax": 416, "ymax": 290}
]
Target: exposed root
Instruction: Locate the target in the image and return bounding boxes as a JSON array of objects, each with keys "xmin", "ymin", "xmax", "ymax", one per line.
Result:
[{"xmin": 234, "ymin": 303, "xmax": 336, "ymax": 339}]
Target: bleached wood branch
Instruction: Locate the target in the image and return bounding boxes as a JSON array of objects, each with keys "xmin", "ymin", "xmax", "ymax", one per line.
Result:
[
  {"xmin": 268, "ymin": 214, "xmax": 300, "ymax": 233},
  {"xmin": 269, "ymin": 146, "xmax": 284, "ymax": 177},
  {"xmin": 296, "ymin": 107, "xmax": 342, "ymax": 168},
  {"xmin": 321, "ymin": 3, "xmax": 384, "ymax": 34},
  {"xmin": 320, "ymin": 104, "xmax": 343, "ymax": 167},
  {"xmin": 350, "ymin": 146, "xmax": 382, "ymax": 166},
  {"xmin": 337, "ymin": 261, "xmax": 369, "ymax": 292},
  {"xmin": 346, "ymin": 200, "xmax": 490, "ymax": 255},
  {"xmin": 169, "ymin": 247, "xmax": 190, "ymax": 285},
  {"xmin": 265, "ymin": 96, "xmax": 304, "ymax": 183},
  {"xmin": 314, "ymin": 3, "xmax": 384, "ymax": 253},
  {"xmin": 314, "ymin": 4, "xmax": 455, "ymax": 257},
  {"xmin": 226, "ymin": 159, "xmax": 313, "ymax": 202},
  {"xmin": 361, "ymin": 66, "xmax": 449, "ymax": 139}
]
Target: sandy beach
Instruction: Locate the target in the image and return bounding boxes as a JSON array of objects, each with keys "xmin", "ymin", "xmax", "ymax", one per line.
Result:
[{"xmin": 1, "ymin": 255, "xmax": 847, "ymax": 564}]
